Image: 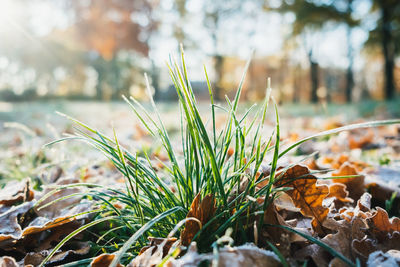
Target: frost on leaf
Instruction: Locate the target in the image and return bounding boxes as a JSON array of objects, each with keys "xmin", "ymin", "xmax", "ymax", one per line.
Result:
[{"xmin": 274, "ymin": 164, "xmax": 329, "ymax": 235}]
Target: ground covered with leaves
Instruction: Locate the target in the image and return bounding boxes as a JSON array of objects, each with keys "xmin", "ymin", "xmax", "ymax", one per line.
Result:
[{"xmin": 1, "ymin": 65, "xmax": 400, "ymax": 267}]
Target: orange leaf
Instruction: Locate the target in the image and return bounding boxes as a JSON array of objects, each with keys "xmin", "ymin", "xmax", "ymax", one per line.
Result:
[
  {"xmin": 371, "ymin": 207, "xmax": 400, "ymax": 234},
  {"xmin": 349, "ymin": 130, "xmax": 374, "ymax": 149},
  {"xmin": 327, "ymin": 183, "xmax": 354, "ymax": 204},
  {"xmin": 180, "ymin": 193, "xmax": 216, "ymax": 246},
  {"xmin": 90, "ymin": 254, "xmax": 123, "ymax": 267},
  {"xmin": 275, "ymin": 165, "xmax": 329, "ymax": 235},
  {"xmin": 332, "ymin": 163, "xmax": 365, "ymax": 200}
]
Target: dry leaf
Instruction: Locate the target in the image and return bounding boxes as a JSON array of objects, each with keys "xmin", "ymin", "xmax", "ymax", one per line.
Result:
[
  {"xmin": 275, "ymin": 165, "xmax": 329, "ymax": 235},
  {"xmin": 369, "ymin": 207, "xmax": 400, "ymax": 241},
  {"xmin": 0, "ymin": 202, "xmax": 34, "ymax": 244},
  {"xmin": 24, "ymin": 241, "xmax": 90, "ymax": 266},
  {"xmin": 0, "ymin": 179, "xmax": 34, "ymax": 206},
  {"xmin": 332, "ymin": 163, "xmax": 365, "ymax": 200},
  {"xmin": 180, "ymin": 193, "xmax": 216, "ymax": 246},
  {"xmin": 326, "ymin": 183, "xmax": 354, "ymax": 208},
  {"xmin": 35, "ymin": 178, "xmax": 82, "ymax": 218},
  {"xmin": 339, "ymin": 193, "xmax": 372, "ymax": 222},
  {"xmin": 0, "ymin": 256, "xmax": 19, "ymax": 267},
  {"xmin": 165, "ymin": 243, "xmax": 280, "ymax": 267},
  {"xmin": 91, "ymin": 254, "xmax": 123, "ymax": 267},
  {"xmin": 274, "ymin": 192, "xmax": 301, "ymax": 212},
  {"xmin": 349, "ymin": 130, "xmax": 374, "ymax": 149},
  {"xmin": 139, "ymin": 237, "xmax": 178, "ymax": 257},
  {"xmin": 262, "ymin": 202, "xmax": 289, "ymax": 240}
]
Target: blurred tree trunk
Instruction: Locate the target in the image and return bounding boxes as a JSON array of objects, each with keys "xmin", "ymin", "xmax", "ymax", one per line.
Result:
[
  {"xmin": 151, "ymin": 60, "xmax": 160, "ymax": 101},
  {"xmin": 345, "ymin": 35, "xmax": 354, "ymax": 102},
  {"xmin": 345, "ymin": 0, "xmax": 354, "ymax": 103},
  {"xmin": 111, "ymin": 57, "xmax": 121, "ymax": 99},
  {"xmin": 95, "ymin": 62, "xmax": 105, "ymax": 100},
  {"xmin": 214, "ymin": 54, "xmax": 224, "ymax": 101},
  {"xmin": 308, "ymin": 50, "xmax": 319, "ymax": 103},
  {"xmin": 292, "ymin": 65, "xmax": 300, "ymax": 103},
  {"xmin": 379, "ymin": 1, "xmax": 396, "ymax": 100}
]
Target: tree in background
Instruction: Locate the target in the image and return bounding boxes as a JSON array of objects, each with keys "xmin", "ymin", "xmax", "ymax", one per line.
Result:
[
  {"xmin": 58, "ymin": 0, "xmax": 158, "ymax": 99},
  {"xmin": 275, "ymin": 0, "xmax": 357, "ymax": 103},
  {"xmin": 203, "ymin": 0, "xmax": 247, "ymax": 101},
  {"xmin": 365, "ymin": 0, "xmax": 399, "ymax": 100}
]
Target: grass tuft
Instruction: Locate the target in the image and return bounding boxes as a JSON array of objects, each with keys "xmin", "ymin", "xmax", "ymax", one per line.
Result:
[{"xmin": 40, "ymin": 49, "xmax": 400, "ymax": 266}]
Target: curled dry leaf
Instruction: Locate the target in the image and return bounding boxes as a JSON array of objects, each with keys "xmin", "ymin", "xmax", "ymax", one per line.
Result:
[
  {"xmin": 261, "ymin": 201, "xmax": 292, "ymax": 257},
  {"xmin": 35, "ymin": 177, "xmax": 82, "ymax": 218},
  {"xmin": 127, "ymin": 244, "xmax": 165, "ymax": 267},
  {"xmin": 321, "ymin": 154, "xmax": 368, "ymax": 172},
  {"xmin": 139, "ymin": 237, "xmax": 178, "ymax": 258},
  {"xmin": 348, "ymin": 129, "xmax": 374, "ymax": 150},
  {"xmin": 165, "ymin": 243, "xmax": 280, "ymax": 267},
  {"xmin": 24, "ymin": 241, "xmax": 90, "ymax": 266},
  {"xmin": 262, "ymin": 202, "xmax": 287, "ymax": 237},
  {"xmin": 91, "ymin": 253, "xmax": 123, "ymax": 267},
  {"xmin": 0, "ymin": 202, "xmax": 34, "ymax": 244},
  {"xmin": 24, "ymin": 201, "xmax": 92, "ymax": 237},
  {"xmin": 0, "ymin": 178, "xmax": 34, "ymax": 206},
  {"xmin": 296, "ymin": 194, "xmax": 373, "ymax": 266},
  {"xmin": 332, "ymin": 163, "xmax": 365, "ymax": 200},
  {"xmin": 0, "ymin": 256, "xmax": 19, "ymax": 267},
  {"xmin": 325, "ymin": 183, "xmax": 353, "ymax": 208},
  {"xmin": 180, "ymin": 193, "xmax": 216, "ymax": 246},
  {"xmin": 369, "ymin": 207, "xmax": 400, "ymax": 241},
  {"xmin": 339, "ymin": 193, "xmax": 372, "ymax": 223},
  {"xmin": 274, "ymin": 165, "xmax": 329, "ymax": 235},
  {"xmin": 274, "ymin": 192, "xmax": 301, "ymax": 212}
]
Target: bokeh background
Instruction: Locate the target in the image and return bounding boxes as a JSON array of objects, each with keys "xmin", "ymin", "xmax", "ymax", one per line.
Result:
[{"xmin": 0, "ymin": 0, "xmax": 399, "ymax": 104}]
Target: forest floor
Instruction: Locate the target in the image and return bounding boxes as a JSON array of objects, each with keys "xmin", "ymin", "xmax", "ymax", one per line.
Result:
[{"xmin": 0, "ymin": 100, "xmax": 400, "ymax": 266}]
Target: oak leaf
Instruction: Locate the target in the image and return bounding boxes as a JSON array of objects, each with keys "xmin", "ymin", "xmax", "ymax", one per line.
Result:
[
  {"xmin": 332, "ymin": 163, "xmax": 365, "ymax": 200},
  {"xmin": 180, "ymin": 193, "xmax": 216, "ymax": 246},
  {"xmin": 369, "ymin": 207, "xmax": 400, "ymax": 241},
  {"xmin": 326, "ymin": 183, "xmax": 353, "ymax": 208},
  {"xmin": 275, "ymin": 165, "xmax": 329, "ymax": 235}
]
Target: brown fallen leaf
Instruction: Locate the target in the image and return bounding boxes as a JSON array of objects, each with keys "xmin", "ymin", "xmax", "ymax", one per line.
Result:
[
  {"xmin": 274, "ymin": 165, "xmax": 329, "ymax": 235},
  {"xmin": 321, "ymin": 154, "xmax": 368, "ymax": 172},
  {"xmin": 0, "ymin": 256, "xmax": 19, "ymax": 267},
  {"xmin": 351, "ymin": 232, "xmax": 400, "ymax": 262},
  {"xmin": 35, "ymin": 177, "xmax": 82, "ymax": 218},
  {"xmin": 296, "ymin": 206, "xmax": 369, "ymax": 266},
  {"xmin": 139, "ymin": 237, "xmax": 178, "ymax": 257},
  {"xmin": 369, "ymin": 207, "xmax": 400, "ymax": 241},
  {"xmin": 180, "ymin": 193, "xmax": 216, "ymax": 246},
  {"xmin": 326, "ymin": 183, "xmax": 353, "ymax": 209},
  {"xmin": 0, "ymin": 178, "xmax": 34, "ymax": 206},
  {"xmin": 339, "ymin": 193, "xmax": 372, "ymax": 223},
  {"xmin": 24, "ymin": 241, "xmax": 90, "ymax": 266},
  {"xmin": 91, "ymin": 254, "xmax": 123, "ymax": 267},
  {"xmin": 127, "ymin": 244, "xmax": 166, "ymax": 267},
  {"xmin": 262, "ymin": 201, "xmax": 288, "ymax": 239},
  {"xmin": 165, "ymin": 243, "xmax": 281, "ymax": 267},
  {"xmin": 0, "ymin": 202, "xmax": 34, "ymax": 244},
  {"xmin": 332, "ymin": 163, "xmax": 365, "ymax": 200},
  {"xmin": 349, "ymin": 129, "xmax": 374, "ymax": 150}
]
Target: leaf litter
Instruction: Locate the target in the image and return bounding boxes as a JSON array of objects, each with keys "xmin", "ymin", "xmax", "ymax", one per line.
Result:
[{"xmin": 1, "ymin": 68, "xmax": 400, "ymax": 266}]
